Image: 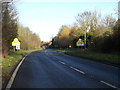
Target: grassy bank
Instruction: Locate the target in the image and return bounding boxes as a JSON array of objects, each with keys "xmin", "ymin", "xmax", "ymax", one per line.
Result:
[
  {"xmin": 2, "ymin": 49, "xmax": 41, "ymax": 87},
  {"xmin": 56, "ymin": 49, "xmax": 120, "ymax": 67}
]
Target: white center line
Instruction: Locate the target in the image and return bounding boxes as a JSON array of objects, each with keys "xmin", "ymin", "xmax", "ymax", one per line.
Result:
[
  {"xmin": 59, "ymin": 61, "xmax": 65, "ymax": 65},
  {"xmin": 100, "ymin": 81, "xmax": 118, "ymax": 88},
  {"xmin": 70, "ymin": 66, "xmax": 85, "ymax": 74}
]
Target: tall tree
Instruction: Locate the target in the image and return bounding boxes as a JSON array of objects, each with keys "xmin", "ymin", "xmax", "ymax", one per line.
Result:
[
  {"xmin": 76, "ymin": 10, "xmax": 102, "ymax": 49},
  {"xmin": 18, "ymin": 24, "xmax": 41, "ymax": 50},
  {"xmin": 102, "ymin": 15, "xmax": 116, "ymax": 29},
  {"xmin": 57, "ymin": 26, "xmax": 71, "ymax": 48},
  {"xmin": 2, "ymin": 2, "xmax": 18, "ymax": 58},
  {"xmin": 76, "ymin": 11, "xmax": 91, "ymax": 48}
]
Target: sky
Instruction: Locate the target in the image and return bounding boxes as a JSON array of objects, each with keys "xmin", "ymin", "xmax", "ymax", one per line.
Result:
[{"xmin": 14, "ymin": 0, "xmax": 119, "ymax": 42}]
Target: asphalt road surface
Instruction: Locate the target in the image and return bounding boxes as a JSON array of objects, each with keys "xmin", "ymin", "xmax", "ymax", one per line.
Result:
[{"xmin": 11, "ymin": 49, "xmax": 120, "ymax": 88}]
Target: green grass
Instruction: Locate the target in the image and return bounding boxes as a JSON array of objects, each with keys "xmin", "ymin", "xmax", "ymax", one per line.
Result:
[
  {"xmin": 2, "ymin": 49, "xmax": 41, "ymax": 86},
  {"xmin": 56, "ymin": 49, "xmax": 120, "ymax": 67}
]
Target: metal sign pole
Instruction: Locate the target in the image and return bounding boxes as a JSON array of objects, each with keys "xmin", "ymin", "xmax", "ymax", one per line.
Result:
[{"xmin": 13, "ymin": 46, "xmax": 15, "ymax": 51}]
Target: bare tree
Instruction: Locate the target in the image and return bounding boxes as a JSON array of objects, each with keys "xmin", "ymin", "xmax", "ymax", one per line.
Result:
[
  {"xmin": 18, "ymin": 24, "xmax": 41, "ymax": 50},
  {"xmin": 102, "ymin": 15, "xmax": 116, "ymax": 29},
  {"xmin": 76, "ymin": 11, "xmax": 92, "ymax": 48}
]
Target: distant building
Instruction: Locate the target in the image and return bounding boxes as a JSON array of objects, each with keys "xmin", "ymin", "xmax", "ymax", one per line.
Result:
[
  {"xmin": 118, "ymin": 1, "xmax": 120, "ymax": 19},
  {"xmin": 41, "ymin": 42, "xmax": 52, "ymax": 49}
]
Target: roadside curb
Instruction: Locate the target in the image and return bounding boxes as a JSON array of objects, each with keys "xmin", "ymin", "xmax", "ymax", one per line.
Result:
[{"xmin": 5, "ymin": 54, "xmax": 28, "ymax": 89}]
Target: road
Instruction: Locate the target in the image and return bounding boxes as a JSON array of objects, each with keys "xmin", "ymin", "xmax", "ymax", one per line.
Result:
[{"xmin": 11, "ymin": 49, "xmax": 120, "ymax": 88}]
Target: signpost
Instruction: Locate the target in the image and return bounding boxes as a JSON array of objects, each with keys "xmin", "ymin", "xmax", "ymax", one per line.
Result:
[
  {"xmin": 12, "ymin": 38, "xmax": 20, "ymax": 51},
  {"xmin": 76, "ymin": 38, "xmax": 84, "ymax": 47}
]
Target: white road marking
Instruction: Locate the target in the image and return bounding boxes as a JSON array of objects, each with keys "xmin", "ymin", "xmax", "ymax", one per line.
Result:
[
  {"xmin": 58, "ymin": 60, "xmax": 85, "ymax": 75},
  {"xmin": 6, "ymin": 55, "xmax": 27, "ymax": 89},
  {"xmin": 100, "ymin": 81, "xmax": 118, "ymax": 88},
  {"xmin": 59, "ymin": 61, "xmax": 65, "ymax": 65},
  {"xmin": 70, "ymin": 66, "xmax": 85, "ymax": 74}
]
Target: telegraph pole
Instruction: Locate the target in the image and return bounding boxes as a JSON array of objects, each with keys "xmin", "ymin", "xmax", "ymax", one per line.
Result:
[
  {"xmin": 0, "ymin": 0, "xmax": 13, "ymax": 89},
  {"xmin": 118, "ymin": 1, "xmax": 120, "ymax": 31},
  {"xmin": 0, "ymin": 1, "xmax": 2, "ymax": 89},
  {"xmin": 118, "ymin": 1, "xmax": 120, "ymax": 20}
]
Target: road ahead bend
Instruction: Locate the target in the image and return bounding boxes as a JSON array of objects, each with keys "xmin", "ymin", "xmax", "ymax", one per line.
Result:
[{"xmin": 11, "ymin": 49, "xmax": 120, "ymax": 88}]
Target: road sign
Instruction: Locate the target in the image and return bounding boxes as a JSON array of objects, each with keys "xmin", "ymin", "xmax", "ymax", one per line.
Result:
[
  {"xmin": 12, "ymin": 38, "xmax": 20, "ymax": 46},
  {"xmin": 76, "ymin": 39, "xmax": 84, "ymax": 46}
]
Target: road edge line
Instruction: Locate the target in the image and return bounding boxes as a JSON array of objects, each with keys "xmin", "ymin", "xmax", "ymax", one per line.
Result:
[{"xmin": 5, "ymin": 55, "xmax": 27, "ymax": 89}]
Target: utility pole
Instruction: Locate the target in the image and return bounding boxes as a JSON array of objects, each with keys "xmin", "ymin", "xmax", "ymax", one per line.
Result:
[
  {"xmin": 84, "ymin": 29, "xmax": 86, "ymax": 49},
  {"xmin": 84, "ymin": 23, "xmax": 88, "ymax": 49},
  {"xmin": 0, "ymin": 1, "xmax": 13, "ymax": 89},
  {"xmin": 0, "ymin": 1, "xmax": 2, "ymax": 90},
  {"xmin": 118, "ymin": 1, "xmax": 120, "ymax": 20}
]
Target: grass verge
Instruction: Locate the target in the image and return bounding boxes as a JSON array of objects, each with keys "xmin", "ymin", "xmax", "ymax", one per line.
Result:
[
  {"xmin": 2, "ymin": 49, "xmax": 41, "ymax": 87},
  {"xmin": 56, "ymin": 49, "xmax": 120, "ymax": 67}
]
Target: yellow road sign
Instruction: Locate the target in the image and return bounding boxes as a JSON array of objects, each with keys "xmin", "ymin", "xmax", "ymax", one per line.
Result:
[
  {"xmin": 12, "ymin": 38, "xmax": 20, "ymax": 46},
  {"xmin": 76, "ymin": 38, "xmax": 84, "ymax": 46}
]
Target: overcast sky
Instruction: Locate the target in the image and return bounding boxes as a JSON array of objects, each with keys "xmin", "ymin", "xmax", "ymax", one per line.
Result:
[{"xmin": 14, "ymin": 0, "xmax": 119, "ymax": 42}]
